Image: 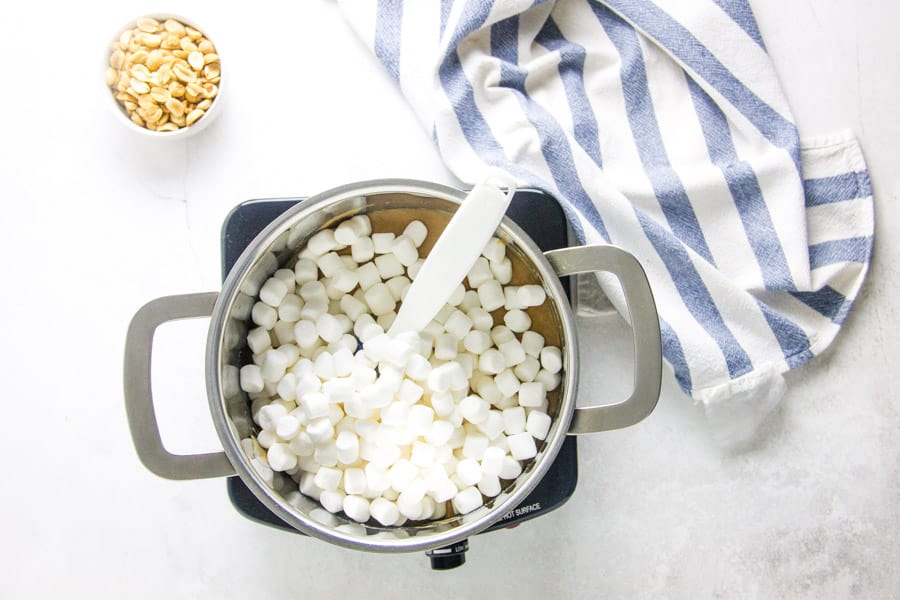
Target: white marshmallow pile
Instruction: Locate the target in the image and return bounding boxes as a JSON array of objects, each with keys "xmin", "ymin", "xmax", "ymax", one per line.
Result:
[{"xmin": 238, "ymin": 214, "xmax": 562, "ymax": 526}]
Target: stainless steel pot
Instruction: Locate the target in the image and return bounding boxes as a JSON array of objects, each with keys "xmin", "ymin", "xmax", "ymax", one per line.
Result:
[{"xmin": 124, "ymin": 179, "xmax": 662, "ymax": 553}]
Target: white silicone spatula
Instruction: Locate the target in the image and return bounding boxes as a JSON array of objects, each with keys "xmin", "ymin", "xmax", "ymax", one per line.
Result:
[{"xmin": 388, "ymin": 169, "xmax": 517, "ymax": 335}]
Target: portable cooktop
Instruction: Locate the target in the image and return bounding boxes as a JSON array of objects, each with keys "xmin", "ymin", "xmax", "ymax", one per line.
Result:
[{"xmin": 221, "ymin": 189, "xmax": 578, "ymax": 569}]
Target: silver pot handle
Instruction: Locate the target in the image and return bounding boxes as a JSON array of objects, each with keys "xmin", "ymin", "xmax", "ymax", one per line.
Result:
[
  {"xmin": 124, "ymin": 292, "xmax": 236, "ymax": 480},
  {"xmin": 545, "ymin": 245, "xmax": 662, "ymax": 434}
]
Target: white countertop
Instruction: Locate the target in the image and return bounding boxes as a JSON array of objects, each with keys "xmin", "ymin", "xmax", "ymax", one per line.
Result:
[{"xmin": 2, "ymin": 1, "xmax": 897, "ymax": 597}]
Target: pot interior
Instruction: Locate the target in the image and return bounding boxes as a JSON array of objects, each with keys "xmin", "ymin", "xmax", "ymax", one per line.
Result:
[{"xmin": 211, "ymin": 182, "xmax": 575, "ymax": 551}]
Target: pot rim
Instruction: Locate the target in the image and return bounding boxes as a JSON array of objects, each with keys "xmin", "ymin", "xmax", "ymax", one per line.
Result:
[{"xmin": 205, "ymin": 178, "xmax": 579, "ymax": 552}]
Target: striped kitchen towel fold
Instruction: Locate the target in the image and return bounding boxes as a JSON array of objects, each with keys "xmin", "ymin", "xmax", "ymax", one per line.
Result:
[{"xmin": 338, "ymin": 0, "xmax": 874, "ymax": 439}]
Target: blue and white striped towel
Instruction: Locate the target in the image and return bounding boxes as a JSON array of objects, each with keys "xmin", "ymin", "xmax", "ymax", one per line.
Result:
[{"xmin": 338, "ymin": 0, "xmax": 874, "ymax": 439}]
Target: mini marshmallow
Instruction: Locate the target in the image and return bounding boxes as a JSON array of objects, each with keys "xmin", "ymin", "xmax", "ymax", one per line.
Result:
[
  {"xmin": 463, "ymin": 330, "xmax": 492, "ymax": 355},
  {"xmin": 427, "ymin": 361, "xmax": 468, "ymax": 393},
  {"xmin": 460, "ymin": 290, "xmax": 481, "ymax": 311},
  {"xmin": 307, "ymin": 229, "xmax": 340, "ymax": 256},
  {"xmin": 275, "ymin": 415, "xmax": 301, "ymax": 441},
  {"xmin": 257, "ymin": 402, "xmax": 287, "ymax": 429},
  {"xmin": 433, "ymin": 303, "xmax": 455, "ymax": 325},
  {"xmin": 299, "ymin": 296, "xmax": 328, "ymax": 321},
  {"xmin": 507, "ymin": 432, "xmax": 537, "ymax": 460},
  {"xmin": 518, "ymin": 284, "xmax": 547, "ymax": 307},
  {"xmin": 504, "ymin": 309, "xmax": 532, "ymax": 333},
  {"xmin": 410, "ymin": 440, "xmax": 437, "ymax": 468},
  {"xmin": 397, "ymin": 479, "xmax": 428, "ymax": 519},
  {"xmin": 370, "ymin": 497, "xmax": 401, "ymax": 526},
  {"xmin": 477, "ymin": 280, "xmax": 505, "ymax": 312},
  {"xmin": 342, "ymin": 495, "xmax": 371, "ymax": 523},
  {"xmin": 467, "ymin": 257, "xmax": 494, "ymax": 289},
  {"xmin": 499, "ymin": 455, "xmax": 523, "ymax": 480},
  {"xmin": 266, "ymin": 443, "xmax": 298, "ymax": 472},
  {"xmin": 246, "ymin": 326, "xmax": 272, "ymax": 355},
  {"xmin": 374, "ymin": 253, "xmax": 405, "ymax": 280},
  {"xmin": 536, "ymin": 369, "xmax": 562, "ymax": 392},
  {"xmin": 462, "ymin": 432, "xmax": 489, "ymax": 460},
  {"xmin": 275, "ymin": 269, "xmax": 297, "ymax": 294},
  {"xmin": 381, "ymin": 402, "xmax": 410, "ymax": 427},
  {"xmin": 495, "ymin": 369, "xmax": 521, "ymax": 398},
  {"xmin": 319, "ymin": 489, "xmax": 347, "ymax": 514},
  {"xmin": 331, "ymin": 347, "xmax": 354, "ymax": 376},
  {"xmin": 314, "ymin": 466, "xmax": 343, "ymax": 492},
  {"xmin": 518, "ymin": 381, "xmax": 546, "ymax": 407},
  {"xmin": 301, "ymin": 393, "xmax": 330, "ymax": 420},
  {"xmin": 376, "ymin": 311, "xmax": 396, "ymax": 331},
  {"xmin": 478, "ymin": 349, "xmax": 506, "ymax": 376},
  {"xmin": 482, "ymin": 237, "xmax": 506, "ymax": 263},
  {"xmin": 299, "ymin": 280, "xmax": 327, "ymax": 300},
  {"xmin": 388, "ymin": 459, "xmax": 418, "ymax": 492},
  {"xmin": 313, "ymin": 352, "xmax": 335, "ymax": 380},
  {"xmin": 434, "ymin": 333, "xmax": 458, "ymax": 360},
  {"xmin": 335, "ymin": 217, "xmax": 367, "ymax": 245},
  {"xmin": 316, "ymin": 252, "xmax": 344, "ymax": 278},
  {"xmin": 314, "ymin": 440, "xmax": 339, "ymax": 467},
  {"xmin": 251, "ymin": 301, "xmax": 277, "ymax": 329},
  {"xmin": 491, "ymin": 325, "xmax": 515, "ymax": 345},
  {"xmin": 398, "ymin": 353, "xmax": 427, "ymax": 383},
  {"xmin": 278, "ymin": 294, "xmax": 303, "ymax": 323},
  {"xmin": 364, "ymin": 283, "xmax": 395, "ymax": 316},
  {"xmin": 476, "ymin": 410, "xmax": 505, "ymax": 440},
  {"xmin": 503, "ymin": 287, "xmax": 525, "ymax": 311},
  {"xmin": 294, "ymin": 258, "xmax": 318, "ymax": 284},
  {"xmin": 480, "ymin": 446, "xmax": 506, "ymax": 476},
  {"xmin": 296, "ymin": 372, "xmax": 321, "ymax": 396},
  {"xmin": 350, "ymin": 236, "xmax": 375, "ymax": 263},
  {"xmin": 391, "ymin": 235, "xmax": 419, "ymax": 267},
  {"xmin": 322, "ymin": 377, "xmax": 354, "ymax": 405},
  {"xmin": 402, "ymin": 220, "xmax": 428, "ymax": 247},
  {"xmin": 444, "ymin": 310, "xmax": 473, "ymax": 339},
  {"xmin": 498, "ymin": 339, "xmax": 527, "ymax": 367},
  {"xmin": 293, "ymin": 320, "xmax": 318, "ymax": 349},
  {"xmin": 429, "ymin": 391, "xmax": 455, "ymax": 418},
  {"xmin": 452, "ymin": 486, "xmax": 484, "ymax": 515},
  {"xmin": 260, "ymin": 277, "xmax": 289, "ymax": 308},
  {"xmin": 240, "ymin": 364, "xmax": 265, "ymax": 393},
  {"xmin": 526, "ymin": 410, "xmax": 552, "ymax": 440},
  {"xmin": 356, "ymin": 262, "xmax": 381, "ymax": 291},
  {"xmin": 339, "ymin": 294, "xmax": 367, "ymax": 322},
  {"xmin": 397, "ymin": 379, "xmax": 425, "ymax": 407},
  {"xmin": 456, "ymin": 458, "xmax": 482, "ymax": 487},
  {"xmin": 330, "ymin": 269, "xmax": 359, "ymax": 294},
  {"xmin": 460, "ymin": 394, "xmax": 490, "ymax": 425},
  {"xmin": 514, "ymin": 355, "xmax": 541, "ymax": 383},
  {"xmin": 491, "ymin": 257, "xmax": 513, "ymax": 284},
  {"xmin": 261, "ymin": 349, "xmax": 289, "ymax": 383},
  {"xmin": 540, "ymin": 346, "xmax": 563, "ymax": 374},
  {"xmin": 426, "ymin": 419, "xmax": 455, "ymax": 447},
  {"xmin": 477, "ymin": 473, "xmax": 502, "ymax": 498},
  {"xmin": 385, "ymin": 275, "xmax": 411, "ymax": 302},
  {"xmin": 467, "ymin": 307, "xmax": 494, "ymax": 332},
  {"xmin": 361, "ymin": 382, "xmax": 392, "ymax": 409},
  {"xmin": 407, "ymin": 404, "xmax": 435, "ymax": 436},
  {"xmin": 502, "ymin": 406, "xmax": 526, "ymax": 435},
  {"xmin": 372, "ymin": 232, "xmax": 396, "ymax": 254},
  {"xmin": 470, "ymin": 374, "xmax": 497, "ymax": 403},
  {"xmin": 289, "ymin": 431, "xmax": 315, "ymax": 457},
  {"xmin": 314, "ymin": 313, "xmax": 343, "ymax": 344},
  {"xmin": 336, "ymin": 431, "xmax": 360, "ymax": 465},
  {"xmin": 364, "ymin": 462, "xmax": 391, "ymax": 493}
]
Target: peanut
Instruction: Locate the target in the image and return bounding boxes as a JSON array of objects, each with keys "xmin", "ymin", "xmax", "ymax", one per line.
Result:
[{"xmin": 106, "ymin": 16, "xmax": 220, "ymax": 133}]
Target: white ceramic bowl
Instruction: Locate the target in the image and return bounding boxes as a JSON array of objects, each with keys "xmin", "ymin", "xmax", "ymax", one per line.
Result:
[{"xmin": 104, "ymin": 13, "xmax": 223, "ymax": 139}]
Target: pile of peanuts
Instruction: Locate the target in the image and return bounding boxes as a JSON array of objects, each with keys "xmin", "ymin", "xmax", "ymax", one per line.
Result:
[
  {"xmin": 106, "ymin": 17, "xmax": 220, "ymax": 132},
  {"xmin": 237, "ymin": 214, "xmax": 563, "ymax": 526}
]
